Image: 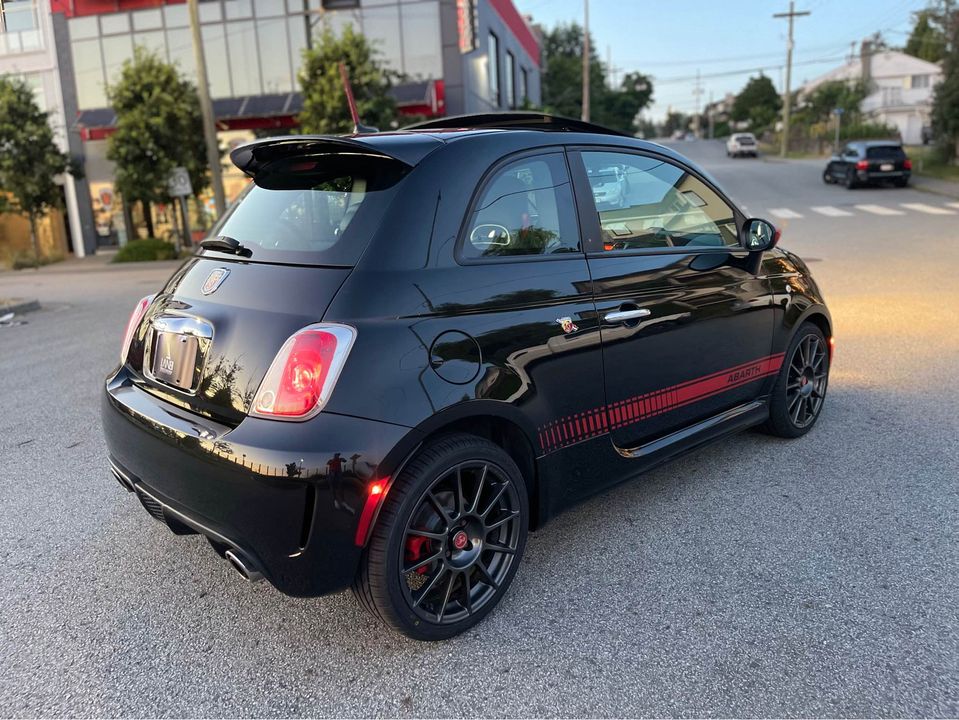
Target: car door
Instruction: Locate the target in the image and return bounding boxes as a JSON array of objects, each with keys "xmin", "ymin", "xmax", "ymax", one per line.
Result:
[{"xmin": 568, "ymin": 147, "xmax": 775, "ymax": 453}]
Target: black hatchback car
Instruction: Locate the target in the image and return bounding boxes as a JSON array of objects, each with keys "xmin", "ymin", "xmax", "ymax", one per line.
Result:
[
  {"xmin": 103, "ymin": 113, "xmax": 832, "ymax": 640},
  {"xmin": 823, "ymin": 140, "xmax": 912, "ymax": 188}
]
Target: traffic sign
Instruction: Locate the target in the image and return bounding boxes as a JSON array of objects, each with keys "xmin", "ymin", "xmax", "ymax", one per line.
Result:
[{"xmin": 167, "ymin": 167, "xmax": 193, "ymax": 198}]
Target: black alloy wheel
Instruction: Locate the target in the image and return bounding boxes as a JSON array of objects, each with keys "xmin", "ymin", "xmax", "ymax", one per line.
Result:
[
  {"xmin": 762, "ymin": 322, "xmax": 830, "ymax": 438},
  {"xmin": 822, "ymin": 166, "xmax": 835, "ymax": 184},
  {"xmin": 352, "ymin": 433, "xmax": 528, "ymax": 640},
  {"xmin": 844, "ymin": 169, "xmax": 858, "ymax": 189}
]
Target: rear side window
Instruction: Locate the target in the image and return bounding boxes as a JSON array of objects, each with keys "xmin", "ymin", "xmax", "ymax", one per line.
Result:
[
  {"xmin": 462, "ymin": 153, "xmax": 580, "ymax": 260},
  {"xmin": 206, "ymin": 153, "xmax": 408, "ymax": 266},
  {"xmin": 865, "ymin": 145, "xmax": 905, "ymax": 159}
]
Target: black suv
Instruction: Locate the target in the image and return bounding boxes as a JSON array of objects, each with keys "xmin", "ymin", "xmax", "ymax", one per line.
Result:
[
  {"xmin": 102, "ymin": 113, "xmax": 832, "ymax": 640},
  {"xmin": 823, "ymin": 140, "xmax": 912, "ymax": 188}
]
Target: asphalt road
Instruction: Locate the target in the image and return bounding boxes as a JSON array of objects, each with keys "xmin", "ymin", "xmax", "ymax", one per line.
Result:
[{"xmin": 1, "ymin": 144, "xmax": 957, "ymax": 717}]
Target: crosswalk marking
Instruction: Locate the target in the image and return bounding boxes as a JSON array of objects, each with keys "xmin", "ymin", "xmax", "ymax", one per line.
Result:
[
  {"xmin": 768, "ymin": 208, "xmax": 803, "ymax": 219},
  {"xmin": 811, "ymin": 205, "xmax": 854, "ymax": 217},
  {"xmin": 900, "ymin": 203, "xmax": 957, "ymax": 215},
  {"xmin": 947, "ymin": 202, "xmax": 959, "ymax": 210},
  {"xmin": 855, "ymin": 204, "xmax": 905, "ymax": 216}
]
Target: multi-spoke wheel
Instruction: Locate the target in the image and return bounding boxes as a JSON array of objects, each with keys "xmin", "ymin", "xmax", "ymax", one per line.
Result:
[
  {"xmin": 352, "ymin": 433, "xmax": 528, "ymax": 640},
  {"xmin": 762, "ymin": 322, "xmax": 830, "ymax": 438}
]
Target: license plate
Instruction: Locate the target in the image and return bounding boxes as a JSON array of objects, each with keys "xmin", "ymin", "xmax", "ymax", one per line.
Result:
[
  {"xmin": 880, "ymin": 163, "xmax": 894, "ymax": 171},
  {"xmin": 152, "ymin": 332, "xmax": 198, "ymax": 390}
]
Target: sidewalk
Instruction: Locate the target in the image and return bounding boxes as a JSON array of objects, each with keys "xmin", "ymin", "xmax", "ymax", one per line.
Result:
[
  {"xmin": 911, "ymin": 174, "xmax": 959, "ymax": 199},
  {"xmin": 0, "ymin": 249, "xmax": 182, "ymax": 276}
]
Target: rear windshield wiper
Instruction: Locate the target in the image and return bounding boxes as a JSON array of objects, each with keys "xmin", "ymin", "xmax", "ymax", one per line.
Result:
[{"xmin": 200, "ymin": 235, "xmax": 251, "ymax": 257}]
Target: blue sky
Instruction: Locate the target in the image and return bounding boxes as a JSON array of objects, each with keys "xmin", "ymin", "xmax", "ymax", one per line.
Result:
[{"xmin": 513, "ymin": 0, "xmax": 930, "ymax": 121}]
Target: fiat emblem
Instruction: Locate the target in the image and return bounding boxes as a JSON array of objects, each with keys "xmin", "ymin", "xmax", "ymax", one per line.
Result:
[
  {"xmin": 452, "ymin": 531, "xmax": 468, "ymax": 550},
  {"xmin": 201, "ymin": 268, "xmax": 230, "ymax": 295}
]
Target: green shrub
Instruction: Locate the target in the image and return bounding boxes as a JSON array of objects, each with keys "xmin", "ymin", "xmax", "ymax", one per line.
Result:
[
  {"xmin": 1, "ymin": 249, "xmax": 64, "ymax": 270},
  {"xmin": 112, "ymin": 237, "xmax": 178, "ymax": 263}
]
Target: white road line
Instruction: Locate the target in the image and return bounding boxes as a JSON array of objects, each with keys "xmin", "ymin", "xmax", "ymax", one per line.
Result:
[
  {"xmin": 900, "ymin": 203, "xmax": 957, "ymax": 215},
  {"xmin": 811, "ymin": 205, "xmax": 854, "ymax": 217},
  {"xmin": 947, "ymin": 202, "xmax": 959, "ymax": 210},
  {"xmin": 768, "ymin": 208, "xmax": 803, "ymax": 219},
  {"xmin": 855, "ymin": 204, "xmax": 905, "ymax": 216}
]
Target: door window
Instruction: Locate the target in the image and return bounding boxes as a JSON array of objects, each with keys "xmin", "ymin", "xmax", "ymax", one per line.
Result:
[
  {"xmin": 462, "ymin": 153, "xmax": 580, "ymax": 260},
  {"xmin": 580, "ymin": 151, "xmax": 738, "ymax": 251}
]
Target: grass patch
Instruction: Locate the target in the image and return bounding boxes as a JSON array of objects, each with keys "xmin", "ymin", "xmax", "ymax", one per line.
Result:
[
  {"xmin": 112, "ymin": 237, "xmax": 179, "ymax": 263},
  {"xmin": 2, "ymin": 250, "xmax": 64, "ymax": 270},
  {"xmin": 905, "ymin": 145, "xmax": 959, "ymax": 182}
]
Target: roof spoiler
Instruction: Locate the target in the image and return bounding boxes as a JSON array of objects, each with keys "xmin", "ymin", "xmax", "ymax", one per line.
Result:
[
  {"xmin": 230, "ymin": 136, "xmax": 420, "ymax": 180},
  {"xmin": 404, "ymin": 111, "xmax": 629, "ymax": 137}
]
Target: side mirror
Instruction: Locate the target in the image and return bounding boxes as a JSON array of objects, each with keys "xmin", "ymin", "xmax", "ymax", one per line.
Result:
[
  {"xmin": 741, "ymin": 217, "xmax": 780, "ymax": 252},
  {"xmin": 469, "ymin": 223, "xmax": 511, "ymax": 249}
]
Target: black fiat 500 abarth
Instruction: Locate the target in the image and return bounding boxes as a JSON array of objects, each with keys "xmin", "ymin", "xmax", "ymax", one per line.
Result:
[{"xmin": 102, "ymin": 113, "xmax": 832, "ymax": 640}]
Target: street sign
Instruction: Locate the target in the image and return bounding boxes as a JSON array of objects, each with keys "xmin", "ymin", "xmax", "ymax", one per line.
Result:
[
  {"xmin": 833, "ymin": 107, "xmax": 844, "ymax": 115},
  {"xmin": 167, "ymin": 167, "xmax": 193, "ymax": 198}
]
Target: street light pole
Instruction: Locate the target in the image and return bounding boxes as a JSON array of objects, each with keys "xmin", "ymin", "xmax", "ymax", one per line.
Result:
[
  {"xmin": 188, "ymin": 0, "xmax": 226, "ymax": 218},
  {"xmin": 581, "ymin": 0, "xmax": 590, "ymax": 122},
  {"xmin": 774, "ymin": 1, "xmax": 810, "ymax": 158}
]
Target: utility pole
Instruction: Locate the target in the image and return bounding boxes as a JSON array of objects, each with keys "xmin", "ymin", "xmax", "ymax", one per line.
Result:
[
  {"xmin": 774, "ymin": 1, "xmax": 810, "ymax": 158},
  {"xmin": 692, "ymin": 69, "xmax": 703, "ymax": 138},
  {"xmin": 581, "ymin": 0, "xmax": 590, "ymax": 122},
  {"xmin": 188, "ymin": 0, "xmax": 226, "ymax": 217},
  {"xmin": 708, "ymin": 90, "xmax": 715, "ymax": 140}
]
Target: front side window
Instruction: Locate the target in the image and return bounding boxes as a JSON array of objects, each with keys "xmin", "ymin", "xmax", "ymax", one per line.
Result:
[
  {"xmin": 581, "ymin": 151, "xmax": 738, "ymax": 251},
  {"xmin": 462, "ymin": 153, "xmax": 580, "ymax": 260}
]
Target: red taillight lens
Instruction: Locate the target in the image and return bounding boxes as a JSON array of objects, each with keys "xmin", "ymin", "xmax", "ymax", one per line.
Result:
[
  {"xmin": 855, "ymin": 160, "xmax": 869, "ymax": 170},
  {"xmin": 903, "ymin": 159, "xmax": 912, "ymax": 170},
  {"xmin": 251, "ymin": 324, "xmax": 356, "ymax": 421},
  {"xmin": 120, "ymin": 295, "xmax": 154, "ymax": 364}
]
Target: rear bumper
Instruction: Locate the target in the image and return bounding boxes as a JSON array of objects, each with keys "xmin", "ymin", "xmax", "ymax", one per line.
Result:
[
  {"xmin": 858, "ymin": 170, "xmax": 910, "ymax": 181},
  {"xmin": 102, "ymin": 369, "xmax": 420, "ymax": 596}
]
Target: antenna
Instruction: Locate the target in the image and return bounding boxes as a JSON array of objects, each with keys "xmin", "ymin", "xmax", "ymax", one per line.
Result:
[{"xmin": 338, "ymin": 62, "xmax": 378, "ymax": 134}]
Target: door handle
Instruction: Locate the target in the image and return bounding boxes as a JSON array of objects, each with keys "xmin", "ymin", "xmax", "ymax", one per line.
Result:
[{"xmin": 604, "ymin": 308, "xmax": 651, "ymax": 323}]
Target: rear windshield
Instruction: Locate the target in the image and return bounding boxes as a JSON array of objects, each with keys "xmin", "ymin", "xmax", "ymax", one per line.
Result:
[
  {"xmin": 734, "ymin": 134, "xmax": 755, "ymax": 142},
  {"xmin": 204, "ymin": 153, "xmax": 409, "ymax": 266},
  {"xmin": 865, "ymin": 145, "xmax": 905, "ymax": 159}
]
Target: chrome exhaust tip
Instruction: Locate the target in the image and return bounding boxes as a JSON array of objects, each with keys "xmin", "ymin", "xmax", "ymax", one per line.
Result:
[{"xmin": 224, "ymin": 549, "xmax": 263, "ymax": 583}]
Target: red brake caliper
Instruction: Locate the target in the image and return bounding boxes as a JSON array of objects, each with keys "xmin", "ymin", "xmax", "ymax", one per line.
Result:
[{"xmin": 405, "ymin": 535, "xmax": 432, "ymax": 575}]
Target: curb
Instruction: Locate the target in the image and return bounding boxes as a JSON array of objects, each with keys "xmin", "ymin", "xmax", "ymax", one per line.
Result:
[
  {"xmin": 911, "ymin": 181, "xmax": 959, "ymax": 201},
  {"xmin": 0, "ymin": 298, "xmax": 40, "ymax": 316}
]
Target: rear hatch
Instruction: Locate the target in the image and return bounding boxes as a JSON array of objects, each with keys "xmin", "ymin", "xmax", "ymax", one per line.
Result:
[
  {"xmin": 125, "ymin": 139, "xmax": 422, "ymax": 425},
  {"xmin": 865, "ymin": 144, "xmax": 907, "ymax": 172}
]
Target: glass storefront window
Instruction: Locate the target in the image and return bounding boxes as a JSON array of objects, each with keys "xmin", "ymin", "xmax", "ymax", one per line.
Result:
[
  {"xmin": 68, "ymin": 15, "xmax": 98, "ymax": 39},
  {"xmin": 199, "ymin": 2, "xmax": 222, "ymax": 23},
  {"xmin": 287, "ymin": 15, "xmax": 308, "ymax": 80},
  {"xmin": 166, "ymin": 27, "xmax": 197, "ymax": 78},
  {"xmin": 0, "ymin": 0, "xmax": 42, "ymax": 53},
  {"xmin": 201, "ymin": 23, "xmax": 231, "ymax": 97},
  {"xmin": 163, "ymin": 4, "xmax": 189, "ymax": 28},
  {"xmin": 400, "ymin": 1, "xmax": 441, "ymax": 78},
  {"xmin": 256, "ymin": 0, "xmax": 285, "ymax": 18},
  {"xmin": 257, "ymin": 18, "xmax": 292, "ymax": 93},
  {"xmin": 224, "ymin": 0, "xmax": 252, "ymax": 20},
  {"xmin": 72, "ymin": 37, "xmax": 107, "ymax": 108},
  {"xmin": 131, "ymin": 8, "xmax": 163, "ymax": 31},
  {"xmin": 99, "ymin": 13, "xmax": 129, "ymax": 35},
  {"xmin": 361, "ymin": 4, "xmax": 401, "ymax": 71},
  {"xmin": 227, "ymin": 20, "xmax": 260, "ymax": 95},
  {"xmin": 101, "ymin": 34, "xmax": 133, "ymax": 85},
  {"xmin": 132, "ymin": 30, "xmax": 166, "ymax": 59}
]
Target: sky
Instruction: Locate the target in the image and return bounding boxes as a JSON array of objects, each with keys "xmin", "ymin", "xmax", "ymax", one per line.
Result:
[{"xmin": 513, "ymin": 0, "xmax": 930, "ymax": 121}]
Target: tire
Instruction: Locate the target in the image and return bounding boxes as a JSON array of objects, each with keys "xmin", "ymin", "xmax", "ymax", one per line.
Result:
[
  {"xmin": 352, "ymin": 433, "xmax": 529, "ymax": 640},
  {"xmin": 843, "ymin": 169, "xmax": 858, "ymax": 189},
  {"xmin": 761, "ymin": 322, "xmax": 830, "ymax": 439},
  {"xmin": 822, "ymin": 166, "xmax": 835, "ymax": 184}
]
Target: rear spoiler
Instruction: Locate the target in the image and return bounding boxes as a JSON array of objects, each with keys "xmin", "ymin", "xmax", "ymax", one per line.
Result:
[{"xmin": 230, "ymin": 135, "xmax": 440, "ymax": 180}]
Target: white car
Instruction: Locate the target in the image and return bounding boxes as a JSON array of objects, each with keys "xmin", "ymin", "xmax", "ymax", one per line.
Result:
[{"xmin": 726, "ymin": 132, "xmax": 758, "ymax": 158}]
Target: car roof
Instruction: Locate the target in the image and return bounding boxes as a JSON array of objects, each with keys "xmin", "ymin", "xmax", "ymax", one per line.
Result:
[
  {"xmin": 233, "ymin": 113, "xmax": 720, "ymax": 187},
  {"xmin": 848, "ymin": 140, "xmax": 903, "ymax": 148}
]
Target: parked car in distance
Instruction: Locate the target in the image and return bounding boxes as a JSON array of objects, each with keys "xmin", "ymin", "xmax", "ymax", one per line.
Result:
[
  {"xmin": 102, "ymin": 112, "xmax": 832, "ymax": 641},
  {"xmin": 726, "ymin": 133, "xmax": 758, "ymax": 157},
  {"xmin": 588, "ymin": 163, "xmax": 629, "ymax": 208},
  {"xmin": 823, "ymin": 141, "xmax": 912, "ymax": 188}
]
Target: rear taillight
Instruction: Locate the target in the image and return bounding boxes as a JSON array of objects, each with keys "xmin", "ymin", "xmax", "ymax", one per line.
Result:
[
  {"xmin": 120, "ymin": 295, "xmax": 154, "ymax": 364},
  {"xmin": 903, "ymin": 159, "xmax": 912, "ymax": 170},
  {"xmin": 250, "ymin": 323, "xmax": 356, "ymax": 421},
  {"xmin": 855, "ymin": 160, "xmax": 869, "ymax": 170}
]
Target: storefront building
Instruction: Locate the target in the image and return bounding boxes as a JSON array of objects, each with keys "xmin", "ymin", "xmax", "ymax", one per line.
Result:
[{"xmin": 44, "ymin": 0, "xmax": 541, "ymax": 248}]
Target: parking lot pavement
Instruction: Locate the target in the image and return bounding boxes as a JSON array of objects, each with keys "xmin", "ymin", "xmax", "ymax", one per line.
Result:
[{"xmin": 1, "ymin": 162, "xmax": 957, "ymax": 717}]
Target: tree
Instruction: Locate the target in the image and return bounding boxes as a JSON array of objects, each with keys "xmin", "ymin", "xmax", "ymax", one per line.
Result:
[
  {"xmin": 802, "ymin": 80, "xmax": 868, "ymax": 123},
  {"xmin": 662, "ymin": 111, "xmax": 688, "ymax": 137},
  {"xmin": 0, "ymin": 76, "xmax": 72, "ymax": 267},
  {"xmin": 298, "ymin": 23, "xmax": 397, "ymax": 134},
  {"xmin": 931, "ymin": 4, "xmax": 959, "ymax": 160},
  {"xmin": 107, "ymin": 46, "xmax": 208, "ymax": 238},
  {"xmin": 905, "ymin": 9, "xmax": 948, "ymax": 63},
  {"xmin": 731, "ymin": 74, "xmax": 782, "ymax": 131},
  {"xmin": 539, "ymin": 22, "xmax": 653, "ymax": 135}
]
